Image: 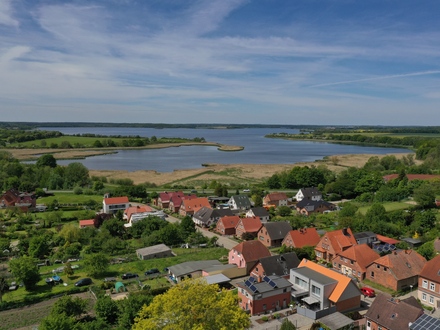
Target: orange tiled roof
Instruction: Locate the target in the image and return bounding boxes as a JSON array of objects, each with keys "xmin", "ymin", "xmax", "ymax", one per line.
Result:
[
  {"xmin": 298, "ymin": 259, "xmax": 352, "ymax": 302},
  {"xmin": 233, "ymin": 240, "xmax": 271, "ymax": 263},
  {"xmin": 104, "ymin": 196, "xmax": 129, "ymax": 204},
  {"xmin": 182, "ymin": 197, "xmax": 211, "ymax": 212},
  {"xmin": 336, "ymin": 244, "xmax": 380, "ymax": 272},
  {"xmin": 238, "ymin": 217, "xmax": 262, "ymax": 233},
  {"xmin": 79, "ymin": 219, "xmax": 95, "ymax": 227},
  {"xmin": 219, "ymin": 215, "xmax": 241, "ymax": 229},
  {"xmin": 265, "ymin": 192, "xmax": 288, "ymax": 202},
  {"xmin": 286, "ymin": 228, "xmax": 320, "ymax": 248},
  {"xmin": 372, "ymin": 250, "xmax": 426, "ymax": 280},
  {"xmin": 124, "ymin": 205, "xmax": 153, "ymax": 220},
  {"xmin": 319, "ymin": 228, "xmax": 356, "ymax": 254},
  {"xmin": 376, "ymin": 234, "xmax": 400, "ymax": 245},
  {"xmin": 420, "ymin": 254, "xmax": 440, "ymax": 282}
]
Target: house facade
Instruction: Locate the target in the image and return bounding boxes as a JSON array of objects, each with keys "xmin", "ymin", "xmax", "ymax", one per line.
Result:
[
  {"xmin": 365, "ymin": 250, "xmax": 426, "ymax": 291},
  {"xmin": 332, "ymin": 244, "xmax": 379, "ymax": 280},
  {"xmin": 237, "ymin": 275, "xmax": 292, "ymax": 315},
  {"xmin": 250, "ymin": 252, "xmax": 300, "ymax": 280},
  {"xmin": 246, "ymin": 207, "xmax": 270, "ymax": 222},
  {"xmin": 296, "ymin": 199, "xmax": 336, "ymax": 215},
  {"xmin": 282, "ymin": 227, "xmax": 321, "ymax": 249},
  {"xmin": 263, "ymin": 192, "xmax": 288, "ymax": 207},
  {"xmin": 418, "ymin": 254, "xmax": 440, "ymax": 309},
  {"xmin": 136, "ymin": 244, "xmax": 173, "ymax": 260},
  {"xmin": 228, "ymin": 195, "xmax": 252, "ymax": 211},
  {"xmin": 294, "ymin": 187, "xmax": 322, "ymax": 202},
  {"xmin": 179, "ymin": 197, "xmax": 211, "ymax": 217},
  {"xmin": 235, "ymin": 217, "xmax": 262, "ymax": 239},
  {"xmin": 228, "ymin": 240, "xmax": 271, "ymax": 274},
  {"xmin": 314, "ymin": 228, "xmax": 357, "ymax": 263},
  {"xmin": 192, "ymin": 207, "xmax": 233, "ymax": 227},
  {"xmin": 215, "ymin": 215, "xmax": 241, "ymax": 236},
  {"xmin": 257, "ymin": 221, "xmax": 292, "ymax": 248},
  {"xmin": 0, "ymin": 188, "xmax": 36, "ymax": 209},
  {"xmin": 103, "ymin": 196, "xmax": 130, "ymax": 214}
]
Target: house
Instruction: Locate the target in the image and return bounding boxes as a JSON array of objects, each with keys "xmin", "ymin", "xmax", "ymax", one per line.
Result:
[
  {"xmin": 250, "ymin": 252, "xmax": 300, "ymax": 279},
  {"xmin": 263, "ymin": 192, "xmax": 289, "ymax": 207},
  {"xmin": 365, "ymin": 250, "xmax": 426, "ymax": 291},
  {"xmin": 169, "ymin": 194, "xmax": 197, "ymax": 213},
  {"xmin": 353, "ymin": 231, "xmax": 378, "ymax": 247},
  {"xmin": 237, "ymin": 275, "xmax": 292, "ymax": 315},
  {"xmin": 364, "ymin": 294, "xmax": 423, "ymax": 330},
  {"xmin": 246, "ymin": 207, "xmax": 270, "ymax": 222},
  {"xmin": 332, "ymin": 244, "xmax": 380, "ymax": 280},
  {"xmin": 103, "ymin": 196, "xmax": 130, "ymax": 214},
  {"xmin": 295, "ymin": 187, "xmax": 323, "ymax": 202},
  {"xmin": 417, "ymin": 254, "xmax": 440, "ymax": 309},
  {"xmin": 315, "ymin": 228, "xmax": 357, "ymax": 263},
  {"xmin": 257, "ymin": 221, "xmax": 292, "ymax": 247},
  {"xmin": 296, "ymin": 199, "xmax": 336, "ymax": 215},
  {"xmin": 156, "ymin": 191, "xmax": 184, "ymax": 209},
  {"xmin": 79, "ymin": 219, "xmax": 95, "ymax": 229},
  {"xmin": 282, "ymin": 227, "xmax": 321, "ymax": 249},
  {"xmin": 192, "ymin": 206, "xmax": 233, "ymax": 227},
  {"xmin": 179, "ymin": 197, "xmax": 211, "ymax": 217},
  {"xmin": 168, "ymin": 260, "xmax": 223, "ymax": 283},
  {"xmin": 228, "ymin": 240, "xmax": 271, "ymax": 274},
  {"xmin": 123, "ymin": 205, "xmax": 154, "ymax": 222},
  {"xmin": 215, "ymin": 215, "xmax": 241, "ymax": 236},
  {"xmin": 228, "ymin": 195, "xmax": 252, "ymax": 211},
  {"xmin": 136, "ymin": 244, "xmax": 173, "ymax": 260},
  {"xmin": 0, "ymin": 188, "xmax": 36, "ymax": 210},
  {"xmin": 235, "ymin": 217, "xmax": 262, "ymax": 239},
  {"xmin": 290, "ymin": 259, "xmax": 361, "ymax": 320}
]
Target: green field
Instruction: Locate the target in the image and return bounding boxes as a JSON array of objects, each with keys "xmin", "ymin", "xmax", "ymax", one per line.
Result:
[
  {"xmin": 38, "ymin": 192, "xmax": 103, "ymax": 204},
  {"xmin": 357, "ymin": 201, "xmax": 411, "ymax": 215}
]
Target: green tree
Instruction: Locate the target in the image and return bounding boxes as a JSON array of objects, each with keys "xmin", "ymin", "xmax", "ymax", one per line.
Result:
[
  {"xmin": 36, "ymin": 154, "xmax": 57, "ymax": 168},
  {"xmin": 64, "ymin": 261, "xmax": 74, "ymax": 277},
  {"xmin": 133, "ymin": 279, "xmax": 250, "ymax": 330},
  {"xmin": 158, "ymin": 223, "xmax": 182, "ymax": 246},
  {"xmin": 39, "ymin": 313, "xmax": 77, "ymax": 330},
  {"xmin": 95, "ymin": 295, "xmax": 119, "ymax": 324},
  {"xmin": 180, "ymin": 215, "xmax": 196, "ymax": 239},
  {"xmin": 65, "ymin": 162, "xmax": 89, "ymax": 188},
  {"xmin": 28, "ymin": 234, "xmax": 52, "ymax": 259},
  {"xmin": 417, "ymin": 241, "xmax": 435, "ymax": 260},
  {"xmin": 413, "ymin": 183, "xmax": 436, "ymax": 208},
  {"xmin": 8, "ymin": 256, "xmax": 41, "ymax": 290},
  {"xmin": 101, "ymin": 218, "xmax": 126, "ymax": 238},
  {"xmin": 280, "ymin": 318, "xmax": 296, "ymax": 330},
  {"xmin": 50, "ymin": 295, "xmax": 88, "ymax": 318},
  {"xmin": 277, "ymin": 206, "xmax": 292, "ymax": 217},
  {"xmin": 84, "ymin": 253, "xmax": 110, "ymax": 277},
  {"xmin": 117, "ymin": 292, "xmax": 153, "ymax": 329}
]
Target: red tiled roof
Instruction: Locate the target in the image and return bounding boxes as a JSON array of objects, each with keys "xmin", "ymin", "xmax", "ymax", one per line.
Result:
[
  {"xmin": 232, "ymin": 240, "xmax": 271, "ymax": 263},
  {"xmin": 285, "ymin": 228, "xmax": 320, "ymax": 248},
  {"xmin": 419, "ymin": 254, "xmax": 440, "ymax": 282},
  {"xmin": 182, "ymin": 197, "xmax": 211, "ymax": 212},
  {"xmin": 337, "ymin": 244, "xmax": 380, "ymax": 272},
  {"xmin": 237, "ymin": 217, "xmax": 262, "ymax": 233},
  {"xmin": 79, "ymin": 219, "xmax": 95, "ymax": 227},
  {"xmin": 372, "ymin": 250, "xmax": 426, "ymax": 280},
  {"xmin": 124, "ymin": 205, "xmax": 153, "ymax": 220},
  {"xmin": 317, "ymin": 228, "xmax": 357, "ymax": 254},
  {"xmin": 218, "ymin": 215, "xmax": 241, "ymax": 229},
  {"xmin": 104, "ymin": 196, "xmax": 129, "ymax": 204},
  {"xmin": 265, "ymin": 192, "xmax": 288, "ymax": 202},
  {"xmin": 376, "ymin": 234, "xmax": 400, "ymax": 245}
]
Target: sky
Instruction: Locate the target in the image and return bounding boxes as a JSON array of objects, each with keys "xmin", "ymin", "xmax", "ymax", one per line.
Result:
[{"xmin": 1, "ymin": 0, "xmax": 440, "ymax": 126}]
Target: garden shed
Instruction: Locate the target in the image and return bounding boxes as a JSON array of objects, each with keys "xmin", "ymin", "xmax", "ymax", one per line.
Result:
[{"xmin": 115, "ymin": 282, "xmax": 126, "ymax": 293}]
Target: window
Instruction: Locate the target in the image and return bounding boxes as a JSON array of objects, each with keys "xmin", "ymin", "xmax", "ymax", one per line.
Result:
[
  {"xmin": 430, "ymin": 296, "xmax": 434, "ymax": 304},
  {"xmin": 371, "ymin": 271, "xmax": 375, "ymax": 278},
  {"xmin": 312, "ymin": 285, "xmax": 321, "ymax": 296},
  {"xmin": 383, "ymin": 267, "xmax": 387, "ymax": 271},
  {"xmin": 430, "ymin": 282, "xmax": 435, "ymax": 291},
  {"xmin": 376, "ymin": 264, "xmax": 380, "ymax": 269},
  {"xmin": 423, "ymin": 280, "xmax": 428, "ymax": 289},
  {"xmin": 255, "ymin": 267, "xmax": 258, "ymax": 272},
  {"xmin": 351, "ymin": 260, "xmax": 354, "ymax": 265},
  {"xmin": 316, "ymin": 252, "xmax": 322, "ymax": 258},
  {"xmin": 422, "ymin": 293, "xmax": 427, "ymax": 301},
  {"xmin": 295, "ymin": 277, "xmax": 307, "ymax": 288},
  {"xmin": 263, "ymin": 304, "xmax": 266, "ymax": 310}
]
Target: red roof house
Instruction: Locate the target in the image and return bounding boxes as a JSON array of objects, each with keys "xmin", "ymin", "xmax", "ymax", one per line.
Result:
[
  {"xmin": 103, "ymin": 196, "xmax": 130, "ymax": 213},
  {"xmin": 215, "ymin": 215, "xmax": 241, "ymax": 236},
  {"xmin": 228, "ymin": 240, "xmax": 271, "ymax": 274},
  {"xmin": 333, "ymin": 244, "xmax": 380, "ymax": 280},
  {"xmin": 314, "ymin": 228, "xmax": 357, "ymax": 263},
  {"xmin": 79, "ymin": 219, "xmax": 95, "ymax": 228},
  {"xmin": 282, "ymin": 227, "xmax": 321, "ymax": 248},
  {"xmin": 235, "ymin": 217, "xmax": 262, "ymax": 239}
]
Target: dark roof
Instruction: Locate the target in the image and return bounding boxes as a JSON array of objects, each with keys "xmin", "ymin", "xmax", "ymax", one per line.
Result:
[
  {"xmin": 365, "ymin": 294, "xmax": 423, "ymax": 330},
  {"xmin": 263, "ymin": 221, "xmax": 292, "ymax": 240},
  {"xmin": 410, "ymin": 313, "xmax": 440, "ymax": 330},
  {"xmin": 238, "ymin": 275, "xmax": 292, "ymax": 295},
  {"xmin": 300, "ymin": 187, "xmax": 322, "ymax": 198},
  {"xmin": 230, "ymin": 195, "xmax": 252, "ymax": 209},
  {"xmin": 232, "ymin": 240, "xmax": 271, "ymax": 263},
  {"xmin": 250, "ymin": 207, "xmax": 270, "ymax": 217},
  {"xmin": 168, "ymin": 260, "xmax": 222, "ymax": 277},
  {"xmin": 354, "ymin": 231, "xmax": 377, "ymax": 240},
  {"xmin": 296, "ymin": 199, "xmax": 335, "ymax": 210},
  {"xmin": 193, "ymin": 206, "xmax": 233, "ymax": 224},
  {"xmin": 258, "ymin": 252, "xmax": 300, "ymax": 276}
]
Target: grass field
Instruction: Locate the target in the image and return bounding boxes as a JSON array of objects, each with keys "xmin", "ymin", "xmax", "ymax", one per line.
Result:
[
  {"xmin": 357, "ymin": 201, "xmax": 411, "ymax": 215},
  {"xmin": 38, "ymin": 192, "xmax": 103, "ymax": 205}
]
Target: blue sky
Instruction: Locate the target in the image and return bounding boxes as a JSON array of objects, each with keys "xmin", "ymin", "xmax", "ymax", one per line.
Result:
[{"xmin": 1, "ymin": 0, "xmax": 439, "ymax": 125}]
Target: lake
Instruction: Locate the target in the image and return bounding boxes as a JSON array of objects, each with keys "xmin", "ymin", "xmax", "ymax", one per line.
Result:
[{"xmin": 39, "ymin": 127, "xmax": 412, "ymax": 172}]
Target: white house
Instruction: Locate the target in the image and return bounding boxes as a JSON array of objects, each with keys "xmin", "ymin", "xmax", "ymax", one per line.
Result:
[
  {"xmin": 295, "ymin": 187, "xmax": 323, "ymax": 202},
  {"xmin": 103, "ymin": 196, "xmax": 130, "ymax": 214}
]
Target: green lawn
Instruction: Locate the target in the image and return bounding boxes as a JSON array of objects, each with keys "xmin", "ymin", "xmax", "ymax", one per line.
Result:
[
  {"xmin": 357, "ymin": 202, "xmax": 410, "ymax": 215},
  {"xmin": 38, "ymin": 192, "xmax": 103, "ymax": 205}
]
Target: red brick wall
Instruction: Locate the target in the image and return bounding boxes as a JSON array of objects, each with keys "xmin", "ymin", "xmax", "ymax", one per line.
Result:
[
  {"xmin": 336, "ymin": 296, "xmax": 361, "ymax": 312},
  {"xmin": 238, "ymin": 291, "xmax": 291, "ymax": 315},
  {"xmin": 257, "ymin": 227, "xmax": 272, "ymax": 247},
  {"xmin": 365, "ymin": 263, "xmax": 398, "ymax": 291}
]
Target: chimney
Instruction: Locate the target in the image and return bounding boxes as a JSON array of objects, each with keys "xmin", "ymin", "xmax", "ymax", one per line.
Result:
[{"xmin": 342, "ymin": 228, "xmax": 348, "ymax": 236}]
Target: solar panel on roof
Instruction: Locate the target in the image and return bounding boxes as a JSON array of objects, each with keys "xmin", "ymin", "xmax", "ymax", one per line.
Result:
[
  {"xmin": 383, "ymin": 246, "xmax": 390, "ymax": 251},
  {"xmin": 390, "ymin": 244, "xmax": 396, "ymax": 250},
  {"xmin": 245, "ymin": 280, "xmax": 252, "ymax": 287},
  {"xmin": 249, "ymin": 276, "xmax": 256, "ymax": 283},
  {"xmin": 409, "ymin": 313, "xmax": 440, "ymax": 330},
  {"xmin": 249, "ymin": 284, "xmax": 258, "ymax": 293},
  {"xmin": 376, "ymin": 246, "xmax": 383, "ymax": 252},
  {"xmin": 263, "ymin": 276, "xmax": 271, "ymax": 283},
  {"xmin": 268, "ymin": 280, "xmax": 277, "ymax": 288}
]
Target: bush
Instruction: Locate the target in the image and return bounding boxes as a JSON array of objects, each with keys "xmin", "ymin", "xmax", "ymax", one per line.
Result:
[
  {"xmin": 261, "ymin": 316, "xmax": 269, "ymax": 322},
  {"xmin": 73, "ymin": 186, "xmax": 83, "ymax": 195}
]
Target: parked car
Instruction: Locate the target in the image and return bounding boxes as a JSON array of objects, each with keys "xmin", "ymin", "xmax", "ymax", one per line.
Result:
[
  {"xmin": 360, "ymin": 287, "xmax": 376, "ymax": 297},
  {"xmin": 243, "ymin": 189, "xmax": 250, "ymax": 192},
  {"xmin": 75, "ymin": 278, "xmax": 92, "ymax": 287},
  {"xmin": 145, "ymin": 268, "xmax": 160, "ymax": 276},
  {"xmin": 121, "ymin": 273, "xmax": 139, "ymax": 280}
]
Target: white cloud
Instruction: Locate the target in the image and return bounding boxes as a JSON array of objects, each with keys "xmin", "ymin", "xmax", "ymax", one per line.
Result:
[{"xmin": 0, "ymin": 0, "xmax": 19, "ymax": 27}]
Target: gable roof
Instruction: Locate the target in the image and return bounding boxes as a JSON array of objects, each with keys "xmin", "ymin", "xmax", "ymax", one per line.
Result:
[
  {"xmin": 365, "ymin": 293, "xmax": 423, "ymax": 330},
  {"xmin": 232, "ymin": 240, "xmax": 271, "ymax": 263},
  {"xmin": 124, "ymin": 205, "xmax": 153, "ymax": 220},
  {"xmin": 296, "ymin": 199, "xmax": 335, "ymax": 210},
  {"xmin": 317, "ymin": 228, "xmax": 357, "ymax": 254},
  {"xmin": 168, "ymin": 260, "xmax": 222, "ymax": 278},
  {"xmin": 193, "ymin": 207, "xmax": 233, "ymax": 224},
  {"xmin": 159, "ymin": 191, "xmax": 184, "ymax": 202},
  {"xmin": 136, "ymin": 244, "xmax": 171, "ymax": 256},
  {"xmin": 337, "ymin": 244, "xmax": 380, "ymax": 272},
  {"xmin": 285, "ymin": 227, "xmax": 321, "ymax": 248},
  {"xmin": 262, "ymin": 221, "xmax": 292, "ymax": 240},
  {"xmin": 104, "ymin": 196, "xmax": 129, "ymax": 204},
  {"xmin": 372, "ymin": 250, "xmax": 426, "ymax": 280},
  {"xmin": 218, "ymin": 215, "xmax": 241, "ymax": 229},
  {"xmin": 258, "ymin": 252, "xmax": 300, "ymax": 276},
  {"xmin": 298, "ymin": 259, "xmax": 355, "ymax": 303},
  {"xmin": 182, "ymin": 197, "xmax": 211, "ymax": 212},
  {"xmin": 265, "ymin": 192, "xmax": 288, "ymax": 202},
  {"xmin": 237, "ymin": 217, "xmax": 262, "ymax": 233},
  {"xmin": 249, "ymin": 207, "xmax": 270, "ymax": 217},
  {"xmin": 419, "ymin": 253, "xmax": 440, "ymax": 282},
  {"xmin": 376, "ymin": 234, "xmax": 400, "ymax": 245},
  {"xmin": 299, "ymin": 187, "xmax": 322, "ymax": 198},
  {"xmin": 229, "ymin": 195, "xmax": 252, "ymax": 208},
  {"xmin": 79, "ymin": 219, "xmax": 94, "ymax": 227}
]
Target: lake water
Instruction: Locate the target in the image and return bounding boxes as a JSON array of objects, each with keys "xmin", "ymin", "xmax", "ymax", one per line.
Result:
[{"xmin": 39, "ymin": 127, "xmax": 412, "ymax": 172}]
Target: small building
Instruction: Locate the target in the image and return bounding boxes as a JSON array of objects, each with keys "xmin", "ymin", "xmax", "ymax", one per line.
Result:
[
  {"xmin": 237, "ymin": 275, "xmax": 292, "ymax": 315},
  {"xmin": 296, "ymin": 199, "xmax": 336, "ymax": 216},
  {"xmin": 229, "ymin": 240, "xmax": 271, "ymax": 274},
  {"xmin": 123, "ymin": 205, "xmax": 154, "ymax": 222},
  {"xmin": 282, "ymin": 227, "xmax": 321, "ymax": 249},
  {"xmin": 364, "ymin": 294, "xmax": 423, "ymax": 330},
  {"xmin": 136, "ymin": 244, "xmax": 173, "ymax": 260},
  {"xmin": 250, "ymin": 252, "xmax": 300, "ymax": 280},
  {"xmin": 235, "ymin": 217, "xmax": 262, "ymax": 239},
  {"xmin": 103, "ymin": 196, "xmax": 130, "ymax": 214},
  {"xmin": 353, "ymin": 231, "xmax": 378, "ymax": 247},
  {"xmin": 168, "ymin": 260, "xmax": 223, "ymax": 283},
  {"xmin": 257, "ymin": 221, "xmax": 292, "ymax": 248},
  {"xmin": 263, "ymin": 192, "xmax": 289, "ymax": 207},
  {"xmin": 246, "ymin": 207, "xmax": 270, "ymax": 222},
  {"xmin": 401, "ymin": 237, "xmax": 423, "ymax": 248},
  {"xmin": 295, "ymin": 187, "xmax": 323, "ymax": 202},
  {"xmin": 79, "ymin": 219, "xmax": 95, "ymax": 229},
  {"xmin": 192, "ymin": 206, "xmax": 233, "ymax": 228},
  {"xmin": 0, "ymin": 188, "xmax": 36, "ymax": 210},
  {"xmin": 215, "ymin": 215, "xmax": 241, "ymax": 236}
]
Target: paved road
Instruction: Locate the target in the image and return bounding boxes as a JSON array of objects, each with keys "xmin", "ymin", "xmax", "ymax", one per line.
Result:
[{"xmin": 165, "ymin": 213, "xmax": 238, "ymax": 250}]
